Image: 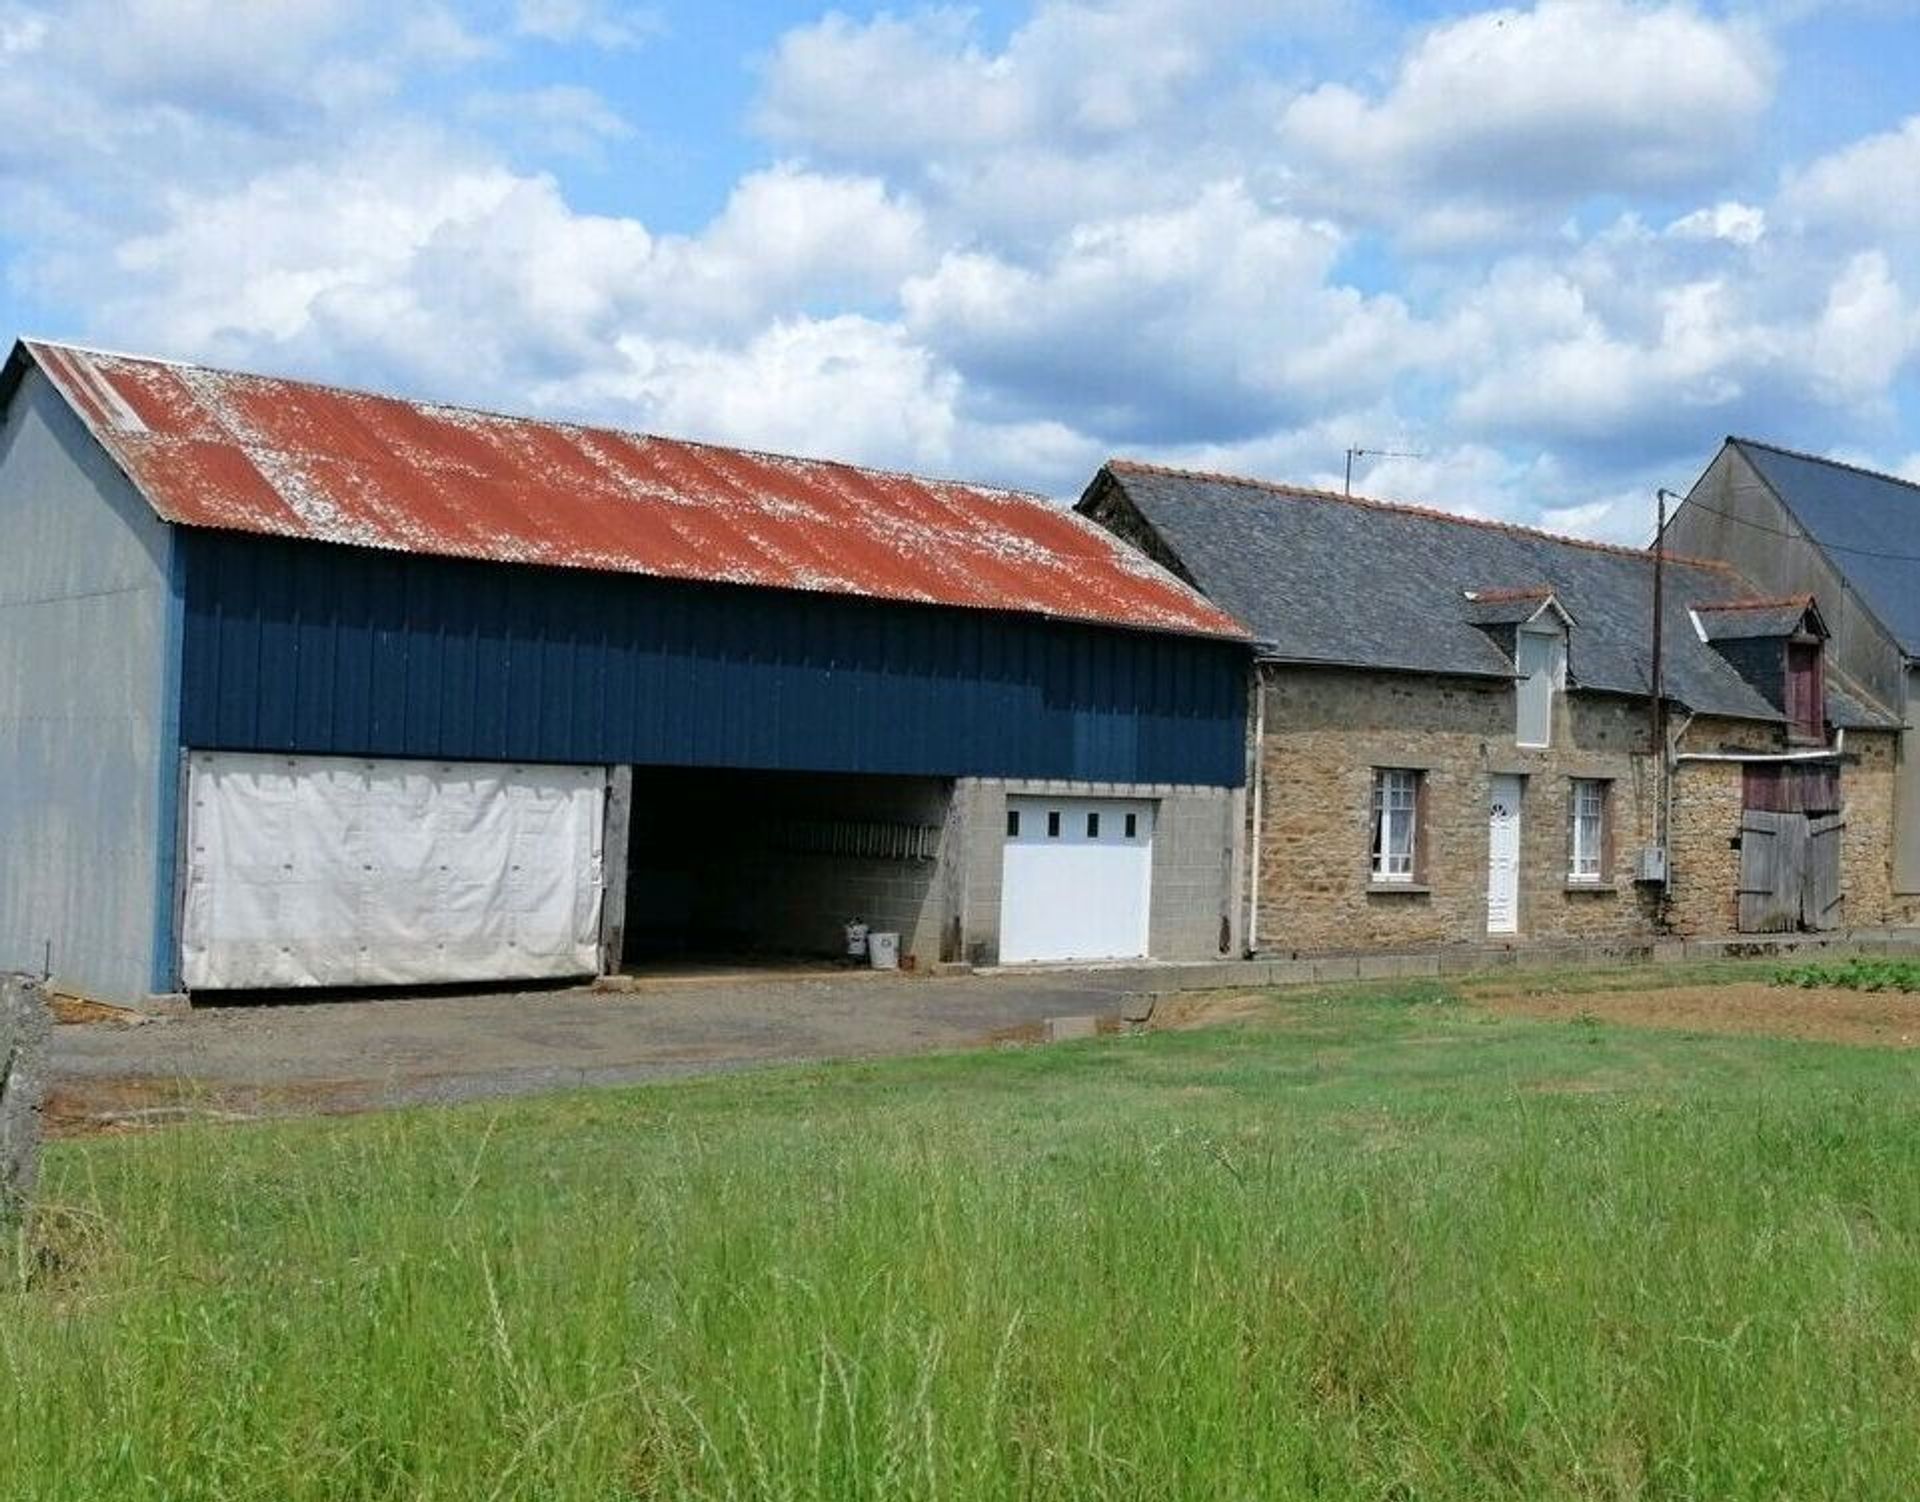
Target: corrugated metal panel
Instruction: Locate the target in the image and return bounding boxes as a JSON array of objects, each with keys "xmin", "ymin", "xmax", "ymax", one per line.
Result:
[
  {"xmin": 178, "ymin": 532, "xmax": 1247, "ymax": 787},
  {"xmin": 21, "ymin": 340, "xmax": 1246, "ymax": 642}
]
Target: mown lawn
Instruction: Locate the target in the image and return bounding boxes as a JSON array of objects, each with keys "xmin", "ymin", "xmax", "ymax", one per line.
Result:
[{"xmin": 8, "ymin": 982, "xmax": 1920, "ymax": 1500}]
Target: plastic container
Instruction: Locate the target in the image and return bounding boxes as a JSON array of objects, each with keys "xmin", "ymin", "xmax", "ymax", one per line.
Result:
[
  {"xmin": 867, "ymin": 931, "xmax": 900, "ymax": 970},
  {"xmin": 844, "ymin": 921, "xmax": 869, "ymax": 960}
]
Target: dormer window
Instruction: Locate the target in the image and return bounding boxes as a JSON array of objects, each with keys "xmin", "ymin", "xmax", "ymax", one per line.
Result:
[
  {"xmin": 1692, "ymin": 596, "xmax": 1829, "ymax": 747},
  {"xmin": 1461, "ymin": 588, "xmax": 1575, "ymax": 751},
  {"xmin": 1515, "ymin": 622, "xmax": 1566, "ymax": 748},
  {"xmin": 1785, "ymin": 638, "xmax": 1824, "ymax": 743}
]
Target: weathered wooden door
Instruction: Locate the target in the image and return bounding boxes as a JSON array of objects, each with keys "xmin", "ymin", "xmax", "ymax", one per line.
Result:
[
  {"xmin": 1737, "ymin": 810, "xmax": 1798, "ymax": 933},
  {"xmin": 1804, "ymin": 813, "xmax": 1844, "ymax": 931},
  {"xmin": 1737, "ymin": 809, "xmax": 1844, "ymax": 933}
]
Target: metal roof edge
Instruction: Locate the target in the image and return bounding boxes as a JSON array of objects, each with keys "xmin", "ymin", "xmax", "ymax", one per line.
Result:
[
  {"xmin": 152, "ymin": 511, "xmax": 1256, "ymax": 644},
  {"xmin": 21, "ymin": 336, "xmax": 1055, "ymax": 509}
]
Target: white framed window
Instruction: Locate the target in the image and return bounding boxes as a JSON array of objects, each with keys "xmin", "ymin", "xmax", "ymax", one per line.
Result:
[
  {"xmin": 1371, "ymin": 768, "xmax": 1420, "ymax": 882},
  {"xmin": 1515, "ymin": 625, "xmax": 1566, "ymax": 748},
  {"xmin": 1569, "ymin": 778, "xmax": 1607, "ymax": 882}
]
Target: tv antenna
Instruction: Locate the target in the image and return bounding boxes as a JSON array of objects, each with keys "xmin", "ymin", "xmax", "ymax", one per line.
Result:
[{"xmin": 1344, "ymin": 445, "xmax": 1424, "ymax": 496}]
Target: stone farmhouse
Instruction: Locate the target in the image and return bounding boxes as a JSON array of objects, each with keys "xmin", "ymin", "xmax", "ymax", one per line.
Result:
[
  {"xmin": 1080, "ymin": 460, "xmax": 1909, "ymax": 955},
  {"xmin": 1668, "ymin": 439, "xmax": 1920, "ymax": 903}
]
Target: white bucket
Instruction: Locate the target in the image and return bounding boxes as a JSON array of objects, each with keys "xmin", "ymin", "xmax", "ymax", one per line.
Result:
[
  {"xmin": 867, "ymin": 932, "xmax": 900, "ymax": 970},
  {"xmin": 844, "ymin": 921, "xmax": 869, "ymax": 959}
]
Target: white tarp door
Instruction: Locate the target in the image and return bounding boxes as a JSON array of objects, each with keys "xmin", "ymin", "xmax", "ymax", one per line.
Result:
[
  {"xmin": 1486, "ymin": 774, "xmax": 1522, "ymax": 936},
  {"xmin": 999, "ymin": 797, "xmax": 1153, "ymax": 963},
  {"xmin": 181, "ymin": 751, "xmax": 607, "ymax": 989}
]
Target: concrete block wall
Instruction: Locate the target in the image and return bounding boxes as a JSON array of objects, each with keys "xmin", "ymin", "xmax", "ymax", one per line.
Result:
[
  {"xmin": 950, "ymin": 777, "xmax": 1241, "ymax": 964},
  {"xmin": 1252, "ymin": 665, "xmax": 1663, "ymax": 954}
]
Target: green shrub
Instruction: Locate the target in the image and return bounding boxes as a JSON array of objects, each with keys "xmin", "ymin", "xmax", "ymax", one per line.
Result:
[{"xmin": 1771, "ymin": 956, "xmax": 1920, "ymax": 992}]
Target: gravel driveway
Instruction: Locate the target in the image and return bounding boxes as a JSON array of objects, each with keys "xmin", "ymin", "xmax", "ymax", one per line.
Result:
[{"xmin": 46, "ymin": 967, "xmax": 1155, "ymax": 1131}]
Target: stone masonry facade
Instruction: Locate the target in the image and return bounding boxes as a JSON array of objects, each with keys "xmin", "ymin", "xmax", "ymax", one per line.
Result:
[
  {"xmin": 1253, "ymin": 666, "xmax": 1661, "ymax": 953},
  {"xmin": 1664, "ymin": 717, "xmax": 1914, "ymax": 936},
  {"xmin": 1253, "ymin": 667, "xmax": 1912, "ymax": 953}
]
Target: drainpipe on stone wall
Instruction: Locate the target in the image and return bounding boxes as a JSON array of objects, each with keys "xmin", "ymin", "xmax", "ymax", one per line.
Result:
[{"xmin": 1245, "ymin": 663, "xmax": 1267, "ymax": 956}]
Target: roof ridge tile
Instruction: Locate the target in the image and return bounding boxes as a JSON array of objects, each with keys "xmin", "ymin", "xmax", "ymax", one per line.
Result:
[
  {"xmin": 1730, "ymin": 436, "xmax": 1920, "ymax": 498},
  {"xmin": 1694, "ymin": 594, "xmax": 1816, "ymax": 612},
  {"xmin": 1105, "ymin": 456, "xmax": 1743, "ymax": 574}
]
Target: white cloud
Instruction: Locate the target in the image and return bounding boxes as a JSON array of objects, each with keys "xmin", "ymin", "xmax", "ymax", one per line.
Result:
[
  {"xmin": 902, "ymin": 182, "xmax": 1416, "ymax": 440},
  {"xmin": 514, "ymin": 0, "xmax": 663, "ymax": 50},
  {"xmin": 1781, "ymin": 115, "xmax": 1920, "ymax": 242},
  {"xmin": 757, "ymin": 1, "xmax": 1276, "ymax": 159},
  {"xmin": 1280, "ymin": 0, "xmax": 1775, "ymax": 232},
  {"xmin": 547, "ymin": 316, "xmax": 963, "ymax": 473},
  {"xmin": 1666, "ymin": 201, "xmax": 1767, "ymax": 245},
  {"xmin": 1805, "ymin": 251, "xmax": 1920, "ymax": 404},
  {"xmin": 5, "ymin": 0, "xmax": 1918, "ymax": 541}
]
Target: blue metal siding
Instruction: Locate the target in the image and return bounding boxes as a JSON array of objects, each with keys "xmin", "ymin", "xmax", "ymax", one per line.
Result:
[{"xmin": 178, "ymin": 531, "xmax": 1247, "ymax": 786}]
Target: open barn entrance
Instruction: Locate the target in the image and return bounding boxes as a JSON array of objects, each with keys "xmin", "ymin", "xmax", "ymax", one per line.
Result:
[{"xmin": 620, "ymin": 768, "xmax": 954, "ymax": 969}]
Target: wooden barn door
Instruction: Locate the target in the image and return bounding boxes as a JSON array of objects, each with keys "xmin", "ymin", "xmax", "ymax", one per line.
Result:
[
  {"xmin": 1737, "ymin": 808, "xmax": 1845, "ymax": 933},
  {"xmin": 1804, "ymin": 814, "xmax": 1844, "ymax": 931},
  {"xmin": 1737, "ymin": 810, "xmax": 1799, "ymax": 933}
]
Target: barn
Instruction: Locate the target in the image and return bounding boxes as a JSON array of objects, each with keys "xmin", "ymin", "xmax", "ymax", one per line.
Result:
[{"xmin": 0, "ymin": 340, "xmax": 1250, "ymax": 1007}]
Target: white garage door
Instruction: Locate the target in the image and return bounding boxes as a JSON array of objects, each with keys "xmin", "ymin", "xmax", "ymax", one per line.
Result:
[
  {"xmin": 181, "ymin": 751, "xmax": 606, "ymax": 990},
  {"xmin": 998, "ymin": 796, "xmax": 1154, "ymax": 963}
]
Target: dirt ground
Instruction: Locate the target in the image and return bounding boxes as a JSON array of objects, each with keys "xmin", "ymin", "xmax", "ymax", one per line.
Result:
[
  {"xmin": 1142, "ymin": 973, "xmax": 1920, "ymax": 1050},
  {"xmin": 1468, "ymin": 980, "xmax": 1920, "ymax": 1048},
  {"xmin": 44, "ymin": 967, "xmax": 1151, "ymax": 1135},
  {"xmin": 48, "ymin": 965, "xmax": 1920, "ymax": 1136}
]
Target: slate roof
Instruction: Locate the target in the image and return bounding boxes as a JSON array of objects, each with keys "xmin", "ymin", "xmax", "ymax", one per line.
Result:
[
  {"xmin": 1730, "ymin": 439, "xmax": 1920, "ymax": 656},
  {"xmin": 1087, "ymin": 460, "xmax": 1899, "ymax": 729},
  {"xmin": 1, "ymin": 340, "xmax": 1244, "ymax": 641},
  {"xmin": 1692, "ymin": 597, "xmax": 1820, "ymax": 642},
  {"xmin": 1460, "ymin": 589, "xmax": 1572, "ymax": 628}
]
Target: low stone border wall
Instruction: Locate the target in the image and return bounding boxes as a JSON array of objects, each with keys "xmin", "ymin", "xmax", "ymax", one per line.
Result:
[
  {"xmin": 993, "ymin": 927, "xmax": 1920, "ymax": 1001},
  {"xmin": 3, "ymin": 973, "xmax": 50, "ymax": 1223}
]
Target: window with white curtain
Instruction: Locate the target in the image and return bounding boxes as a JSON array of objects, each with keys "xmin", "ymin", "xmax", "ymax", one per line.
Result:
[
  {"xmin": 1371, "ymin": 768, "xmax": 1420, "ymax": 882},
  {"xmin": 1569, "ymin": 778, "xmax": 1607, "ymax": 882}
]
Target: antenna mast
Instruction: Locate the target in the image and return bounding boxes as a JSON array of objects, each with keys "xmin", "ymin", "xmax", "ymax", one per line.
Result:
[{"xmin": 1344, "ymin": 446, "xmax": 1424, "ymax": 496}]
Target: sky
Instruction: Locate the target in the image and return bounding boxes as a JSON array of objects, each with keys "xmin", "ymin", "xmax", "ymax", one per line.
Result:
[{"xmin": 2, "ymin": 0, "xmax": 1918, "ymax": 543}]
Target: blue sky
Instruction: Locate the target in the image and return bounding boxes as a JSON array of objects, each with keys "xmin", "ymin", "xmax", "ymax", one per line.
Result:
[{"xmin": 3, "ymin": 0, "xmax": 1917, "ymax": 541}]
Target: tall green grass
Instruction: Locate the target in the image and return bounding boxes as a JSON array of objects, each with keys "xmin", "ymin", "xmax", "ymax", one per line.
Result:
[{"xmin": 7, "ymin": 993, "xmax": 1920, "ymax": 1498}]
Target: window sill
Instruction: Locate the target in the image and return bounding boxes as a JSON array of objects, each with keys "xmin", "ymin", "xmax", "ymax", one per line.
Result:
[
  {"xmin": 1565, "ymin": 880, "xmax": 1617, "ymax": 894},
  {"xmin": 1366, "ymin": 882, "xmax": 1431, "ymax": 896}
]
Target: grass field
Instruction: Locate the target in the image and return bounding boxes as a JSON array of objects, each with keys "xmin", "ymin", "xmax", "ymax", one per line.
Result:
[{"xmin": 9, "ymin": 975, "xmax": 1920, "ymax": 1499}]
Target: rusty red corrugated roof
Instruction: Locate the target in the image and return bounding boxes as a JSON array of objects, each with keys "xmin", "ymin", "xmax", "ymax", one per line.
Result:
[{"xmin": 18, "ymin": 340, "xmax": 1246, "ymax": 640}]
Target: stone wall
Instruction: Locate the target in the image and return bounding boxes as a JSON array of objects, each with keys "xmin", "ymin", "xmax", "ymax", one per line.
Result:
[
  {"xmin": 1666, "ymin": 719, "xmax": 1916, "ymax": 934},
  {"xmin": 1252, "ymin": 666, "xmax": 1663, "ymax": 952},
  {"xmin": 2, "ymin": 973, "xmax": 49, "ymax": 1224}
]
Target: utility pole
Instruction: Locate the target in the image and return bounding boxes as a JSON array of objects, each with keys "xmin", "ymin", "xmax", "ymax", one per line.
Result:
[
  {"xmin": 1343, "ymin": 446, "xmax": 1423, "ymax": 496},
  {"xmin": 1652, "ymin": 488, "xmax": 1680, "ymax": 844}
]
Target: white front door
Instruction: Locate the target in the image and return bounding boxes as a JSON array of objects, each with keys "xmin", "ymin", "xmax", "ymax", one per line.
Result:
[
  {"xmin": 1486, "ymin": 774, "xmax": 1522, "ymax": 935},
  {"xmin": 999, "ymin": 797, "xmax": 1154, "ymax": 963}
]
